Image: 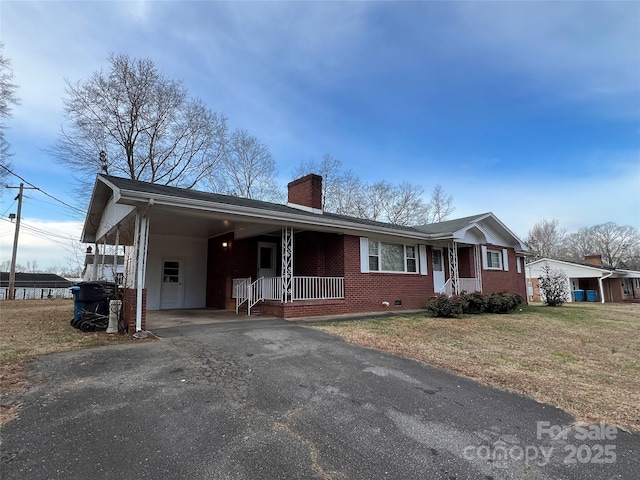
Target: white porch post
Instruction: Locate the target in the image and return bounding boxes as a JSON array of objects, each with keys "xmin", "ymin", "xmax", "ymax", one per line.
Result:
[
  {"xmin": 474, "ymin": 244, "xmax": 483, "ymax": 293},
  {"xmin": 92, "ymin": 243, "xmax": 99, "ymax": 280},
  {"xmin": 281, "ymin": 226, "xmax": 293, "ymax": 302},
  {"xmin": 448, "ymin": 241, "xmax": 460, "ymax": 295},
  {"xmin": 113, "ymin": 227, "xmax": 120, "ymax": 283},
  {"xmin": 100, "ymin": 237, "xmax": 107, "ymax": 280},
  {"xmin": 135, "ymin": 211, "xmax": 150, "ymax": 332}
]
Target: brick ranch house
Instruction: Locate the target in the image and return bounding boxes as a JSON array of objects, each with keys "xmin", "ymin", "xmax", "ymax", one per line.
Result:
[
  {"xmin": 525, "ymin": 255, "xmax": 640, "ymax": 303},
  {"xmin": 81, "ymin": 174, "xmax": 529, "ymax": 331}
]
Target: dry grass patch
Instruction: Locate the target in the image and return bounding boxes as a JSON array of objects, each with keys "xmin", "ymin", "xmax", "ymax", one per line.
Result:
[
  {"xmin": 315, "ymin": 303, "xmax": 640, "ymax": 431},
  {"xmin": 0, "ymin": 299, "xmax": 148, "ymax": 423}
]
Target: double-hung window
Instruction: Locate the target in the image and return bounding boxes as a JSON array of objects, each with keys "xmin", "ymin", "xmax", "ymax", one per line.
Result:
[
  {"xmin": 368, "ymin": 240, "xmax": 417, "ymax": 273},
  {"xmin": 486, "ymin": 249, "xmax": 503, "ymax": 270}
]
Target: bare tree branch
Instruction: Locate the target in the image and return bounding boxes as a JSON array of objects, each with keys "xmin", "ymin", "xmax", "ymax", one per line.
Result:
[{"xmin": 51, "ymin": 53, "xmax": 227, "ymax": 191}]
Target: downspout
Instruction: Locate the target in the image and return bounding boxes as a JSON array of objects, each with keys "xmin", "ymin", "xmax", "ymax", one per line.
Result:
[{"xmin": 598, "ymin": 272, "xmax": 613, "ymax": 304}]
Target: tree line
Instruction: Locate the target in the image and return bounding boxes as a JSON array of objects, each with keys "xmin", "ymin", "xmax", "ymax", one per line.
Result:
[{"xmin": 526, "ymin": 219, "xmax": 640, "ymax": 269}]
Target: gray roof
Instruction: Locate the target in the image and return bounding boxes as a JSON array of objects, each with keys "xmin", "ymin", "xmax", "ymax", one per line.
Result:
[
  {"xmin": 414, "ymin": 213, "xmax": 490, "ymax": 235},
  {"xmin": 100, "ymin": 175, "xmax": 429, "ymax": 234},
  {"xmin": 93, "ymin": 175, "xmax": 524, "ymax": 247},
  {"xmin": 0, "ymin": 272, "xmax": 73, "ymax": 288}
]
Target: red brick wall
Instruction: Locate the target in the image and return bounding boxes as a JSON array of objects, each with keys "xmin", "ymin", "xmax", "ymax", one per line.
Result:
[
  {"xmin": 480, "ymin": 246, "xmax": 527, "ymax": 298},
  {"xmin": 287, "ymin": 174, "xmax": 322, "ymax": 210},
  {"xmin": 207, "ymin": 233, "xmax": 259, "ymax": 309},
  {"xmin": 342, "ymin": 235, "xmax": 432, "ymax": 313},
  {"xmin": 605, "ymin": 278, "xmax": 625, "ymax": 302},
  {"xmin": 294, "ymin": 231, "xmax": 344, "ymax": 277},
  {"xmin": 457, "ymin": 247, "xmax": 474, "ymax": 278},
  {"xmin": 122, "ymin": 288, "xmax": 146, "ymax": 332}
]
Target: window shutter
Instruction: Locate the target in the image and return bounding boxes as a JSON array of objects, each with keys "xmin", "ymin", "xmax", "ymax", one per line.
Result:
[
  {"xmin": 502, "ymin": 248, "xmax": 509, "ymax": 271},
  {"xmin": 419, "ymin": 245, "xmax": 427, "ymax": 276},
  {"xmin": 360, "ymin": 237, "xmax": 369, "ymax": 273},
  {"xmin": 481, "ymin": 246, "xmax": 488, "ymax": 270},
  {"xmin": 516, "ymin": 257, "xmax": 522, "ymax": 274}
]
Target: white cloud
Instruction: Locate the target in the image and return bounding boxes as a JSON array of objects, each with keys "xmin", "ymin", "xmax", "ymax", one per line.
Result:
[
  {"xmin": 449, "ymin": 171, "xmax": 640, "ymax": 239},
  {"xmin": 0, "ymin": 218, "xmax": 84, "ymax": 270}
]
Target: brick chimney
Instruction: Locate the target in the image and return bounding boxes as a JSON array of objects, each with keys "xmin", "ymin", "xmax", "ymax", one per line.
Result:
[
  {"xmin": 584, "ymin": 254, "xmax": 603, "ymax": 266},
  {"xmin": 287, "ymin": 174, "xmax": 323, "ymax": 212}
]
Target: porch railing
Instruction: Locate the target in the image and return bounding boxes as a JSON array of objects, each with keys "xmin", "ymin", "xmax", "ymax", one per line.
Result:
[
  {"xmin": 440, "ymin": 277, "xmax": 481, "ymax": 296},
  {"xmin": 235, "ymin": 276, "xmax": 345, "ymax": 315},
  {"xmin": 293, "ymin": 276, "xmax": 344, "ymax": 300}
]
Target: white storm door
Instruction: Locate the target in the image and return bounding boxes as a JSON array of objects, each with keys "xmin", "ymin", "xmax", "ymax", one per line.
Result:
[
  {"xmin": 432, "ymin": 248, "xmax": 445, "ymax": 293},
  {"xmin": 257, "ymin": 243, "xmax": 277, "ymax": 278},
  {"xmin": 160, "ymin": 259, "xmax": 184, "ymax": 309}
]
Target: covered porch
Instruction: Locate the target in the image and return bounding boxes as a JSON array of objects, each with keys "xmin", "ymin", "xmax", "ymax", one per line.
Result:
[{"xmin": 433, "ymin": 242, "xmax": 483, "ymax": 296}]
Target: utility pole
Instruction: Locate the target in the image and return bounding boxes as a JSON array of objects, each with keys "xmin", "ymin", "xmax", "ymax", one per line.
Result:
[{"xmin": 7, "ymin": 183, "xmax": 24, "ymax": 300}]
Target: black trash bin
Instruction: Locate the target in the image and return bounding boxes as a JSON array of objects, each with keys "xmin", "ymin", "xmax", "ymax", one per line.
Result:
[{"xmin": 73, "ymin": 282, "xmax": 118, "ymax": 331}]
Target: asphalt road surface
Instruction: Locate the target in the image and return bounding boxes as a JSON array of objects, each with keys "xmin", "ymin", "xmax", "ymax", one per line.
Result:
[{"xmin": 1, "ymin": 319, "xmax": 638, "ymax": 479}]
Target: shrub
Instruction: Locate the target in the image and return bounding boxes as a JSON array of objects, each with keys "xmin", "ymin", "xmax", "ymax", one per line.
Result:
[
  {"xmin": 538, "ymin": 265, "xmax": 569, "ymax": 306},
  {"xmin": 460, "ymin": 292, "xmax": 486, "ymax": 314},
  {"xmin": 425, "ymin": 294, "xmax": 463, "ymax": 318},
  {"xmin": 426, "ymin": 292, "xmax": 524, "ymax": 316},
  {"xmin": 485, "ymin": 292, "xmax": 524, "ymax": 314}
]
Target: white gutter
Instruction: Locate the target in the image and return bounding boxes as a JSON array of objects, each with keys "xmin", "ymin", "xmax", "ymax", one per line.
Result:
[{"xmin": 598, "ymin": 272, "xmax": 613, "ymax": 304}]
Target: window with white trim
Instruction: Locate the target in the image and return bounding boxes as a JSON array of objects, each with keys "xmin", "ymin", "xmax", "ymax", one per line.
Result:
[
  {"xmin": 368, "ymin": 240, "xmax": 418, "ymax": 273},
  {"xmin": 486, "ymin": 249, "xmax": 503, "ymax": 270},
  {"xmin": 406, "ymin": 246, "xmax": 417, "ymax": 273}
]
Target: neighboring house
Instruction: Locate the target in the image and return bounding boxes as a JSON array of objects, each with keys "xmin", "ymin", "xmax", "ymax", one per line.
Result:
[
  {"xmin": 525, "ymin": 255, "xmax": 640, "ymax": 303},
  {"xmin": 81, "ymin": 174, "xmax": 529, "ymax": 331},
  {"xmin": 0, "ymin": 272, "xmax": 73, "ymax": 300},
  {"xmin": 82, "ymin": 249, "xmax": 125, "ymax": 285}
]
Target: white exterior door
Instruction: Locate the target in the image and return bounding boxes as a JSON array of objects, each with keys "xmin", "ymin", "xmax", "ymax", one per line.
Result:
[
  {"xmin": 432, "ymin": 248, "xmax": 445, "ymax": 293},
  {"xmin": 258, "ymin": 243, "xmax": 277, "ymax": 278},
  {"xmin": 160, "ymin": 259, "xmax": 184, "ymax": 309}
]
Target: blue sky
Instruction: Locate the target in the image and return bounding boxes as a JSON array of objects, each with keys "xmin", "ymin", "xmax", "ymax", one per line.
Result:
[{"xmin": 1, "ymin": 1, "xmax": 639, "ymax": 270}]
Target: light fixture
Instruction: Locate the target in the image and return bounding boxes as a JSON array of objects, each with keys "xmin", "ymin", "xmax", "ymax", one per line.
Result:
[{"xmin": 222, "ymin": 241, "xmax": 228, "ymax": 248}]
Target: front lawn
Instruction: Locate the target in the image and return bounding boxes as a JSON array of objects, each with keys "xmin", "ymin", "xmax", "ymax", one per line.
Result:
[{"xmin": 314, "ymin": 302, "xmax": 640, "ymax": 431}]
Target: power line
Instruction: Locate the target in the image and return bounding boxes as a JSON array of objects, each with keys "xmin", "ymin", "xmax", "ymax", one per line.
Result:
[
  {"xmin": 23, "ymin": 193, "xmax": 85, "ymax": 219},
  {"xmin": 0, "ymin": 216, "xmax": 81, "ymax": 248},
  {"xmin": 1, "ymin": 164, "xmax": 86, "ymax": 214}
]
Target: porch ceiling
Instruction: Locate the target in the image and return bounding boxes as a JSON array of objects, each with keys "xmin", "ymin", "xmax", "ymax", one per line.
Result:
[{"xmin": 147, "ymin": 205, "xmax": 281, "ymax": 240}]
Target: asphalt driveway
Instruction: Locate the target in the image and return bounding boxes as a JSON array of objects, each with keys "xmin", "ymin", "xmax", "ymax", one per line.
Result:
[{"xmin": 1, "ymin": 320, "xmax": 638, "ymax": 479}]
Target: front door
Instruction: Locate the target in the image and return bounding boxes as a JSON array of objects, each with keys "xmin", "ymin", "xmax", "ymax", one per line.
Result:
[
  {"xmin": 257, "ymin": 243, "xmax": 277, "ymax": 278},
  {"xmin": 160, "ymin": 259, "xmax": 184, "ymax": 309},
  {"xmin": 432, "ymin": 248, "xmax": 445, "ymax": 293}
]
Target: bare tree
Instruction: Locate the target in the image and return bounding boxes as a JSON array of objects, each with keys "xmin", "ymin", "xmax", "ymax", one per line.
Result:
[
  {"xmin": 293, "ymin": 154, "xmax": 454, "ymax": 226},
  {"xmin": 379, "ymin": 182, "xmax": 428, "ymax": 226},
  {"xmin": 0, "ymin": 43, "xmax": 19, "ymax": 185},
  {"xmin": 25, "ymin": 260, "xmax": 39, "ymax": 273},
  {"xmin": 332, "ymin": 171, "xmax": 366, "ymax": 217},
  {"xmin": 526, "ymin": 219, "xmax": 566, "ymax": 261},
  {"xmin": 208, "ymin": 129, "xmax": 282, "ymax": 202},
  {"xmin": 53, "ymin": 54, "xmax": 227, "ymax": 190},
  {"xmin": 426, "ymin": 184, "xmax": 454, "ymax": 223},
  {"xmin": 563, "ymin": 222, "xmax": 640, "ymax": 267}
]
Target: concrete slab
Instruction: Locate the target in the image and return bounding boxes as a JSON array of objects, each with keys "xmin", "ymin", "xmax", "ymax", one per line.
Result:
[{"xmin": 146, "ymin": 308, "xmax": 276, "ymax": 329}]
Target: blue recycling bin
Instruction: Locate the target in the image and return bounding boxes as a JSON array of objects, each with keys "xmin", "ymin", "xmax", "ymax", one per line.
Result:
[
  {"xmin": 573, "ymin": 290, "xmax": 585, "ymax": 302},
  {"xmin": 586, "ymin": 290, "xmax": 597, "ymax": 302},
  {"xmin": 70, "ymin": 286, "xmax": 82, "ymax": 321}
]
